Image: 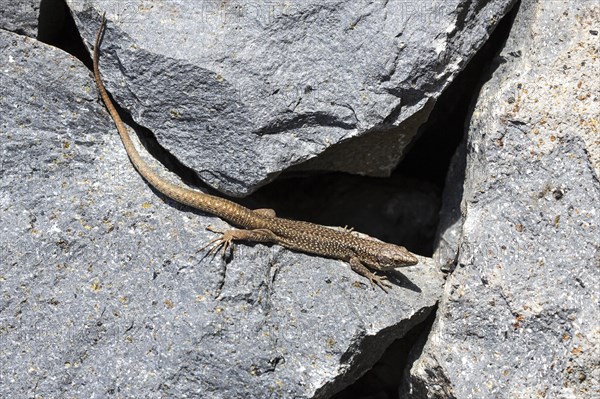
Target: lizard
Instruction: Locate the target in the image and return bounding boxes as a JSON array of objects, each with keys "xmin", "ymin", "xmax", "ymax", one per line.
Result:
[{"xmin": 92, "ymin": 13, "xmax": 418, "ymax": 292}]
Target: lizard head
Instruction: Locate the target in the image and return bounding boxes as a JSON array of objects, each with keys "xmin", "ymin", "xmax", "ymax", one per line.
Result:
[{"xmin": 358, "ymin": 241, "xmax": 418, "ymax": 271}]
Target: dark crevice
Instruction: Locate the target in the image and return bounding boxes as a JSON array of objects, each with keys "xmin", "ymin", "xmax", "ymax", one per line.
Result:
[
  {"xmin": 328, "ymin": 2, "xmax": 521, "ymax": 398},
  {"xmin": 395, "ymin": 9, "xmax": 516, "ymax": 187},
  {"xmin": 38, "ymin": 0, "xmax": 91, "ymax": 69},
  {"xmin": 331, "ymin": 310, "xmax": 437, "ymax": 399}
]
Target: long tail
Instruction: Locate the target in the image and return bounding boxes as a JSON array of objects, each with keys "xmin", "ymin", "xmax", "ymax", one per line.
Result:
[{"xmin": 92, "ymin": 13, "xmax": 253, "ymax": 222}]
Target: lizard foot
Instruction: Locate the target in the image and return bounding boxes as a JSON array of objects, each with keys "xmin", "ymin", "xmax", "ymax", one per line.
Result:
[
  {"xmin": 368, "ymin": 273, "xmax": 392, "ymax": 293},
  {"xmin": 198, "ymin": 225, "xmax": 235, "ymax": 258},
  {"xmin": 349, "ymin": 257, "xmax": 393, "ymax": 293}
]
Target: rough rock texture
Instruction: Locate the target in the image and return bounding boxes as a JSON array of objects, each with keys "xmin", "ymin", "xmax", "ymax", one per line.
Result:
[
  {"xmin": 404, "ymin": 0, "xmax": 600, "ymax": 398},
  {"xmin": 68, "ymin": 0, "xmax": 515, "ymax": 195},
  {"xmin": 0, "ymin": 0, "xmax": 39, "ymax": 37},
  {"xmin": 0, "ymin": 30, "xmax": 444, "ymax": 398}
]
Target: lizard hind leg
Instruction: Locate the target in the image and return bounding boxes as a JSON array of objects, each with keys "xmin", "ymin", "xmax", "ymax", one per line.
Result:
[{"xmin": 198, "ymin": 225, "xmax": 280, "ymax": 259}]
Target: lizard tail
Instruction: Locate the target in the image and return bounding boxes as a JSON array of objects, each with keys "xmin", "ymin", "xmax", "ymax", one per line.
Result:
[{"xmin": 92, "ymin": 13, "xmax": 254, "ymax": 224}]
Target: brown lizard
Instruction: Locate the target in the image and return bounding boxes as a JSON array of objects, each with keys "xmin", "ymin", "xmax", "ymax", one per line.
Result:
[{"xmin": 92, "ymin": 13, "xmax": 418, "ymax": 292}]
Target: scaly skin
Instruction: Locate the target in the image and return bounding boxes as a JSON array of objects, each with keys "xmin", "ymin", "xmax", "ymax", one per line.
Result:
[{"xmin": 92, "ymin": 13, "xmax": 418, "ymax": 292}]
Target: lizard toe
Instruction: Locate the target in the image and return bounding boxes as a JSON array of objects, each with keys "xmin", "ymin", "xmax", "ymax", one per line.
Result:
[{"xmin": 370, "ymin": 274, "xmax": 392, "ymax": 293}]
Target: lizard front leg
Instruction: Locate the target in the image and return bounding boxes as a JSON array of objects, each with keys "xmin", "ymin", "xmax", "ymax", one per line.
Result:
[{"xmin": 349, "ymin": 257, "xmax": 392, "ymax": 292}]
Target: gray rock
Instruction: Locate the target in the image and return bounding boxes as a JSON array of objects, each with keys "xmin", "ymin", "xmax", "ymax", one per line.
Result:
[
  {"xmin": 0, "ymin": 30, "xmax": 444, "ymax": 399},
  {"xmin": 0, "ymin": 0, "xmax": 39, "ymax": 37},
  {"xmin": 68, "ymin": 0, "xmax": 516, "ymax": 195},
  {"xmin": 404, "ymin": 0, "xmax": 600, "ymax": 397}
]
